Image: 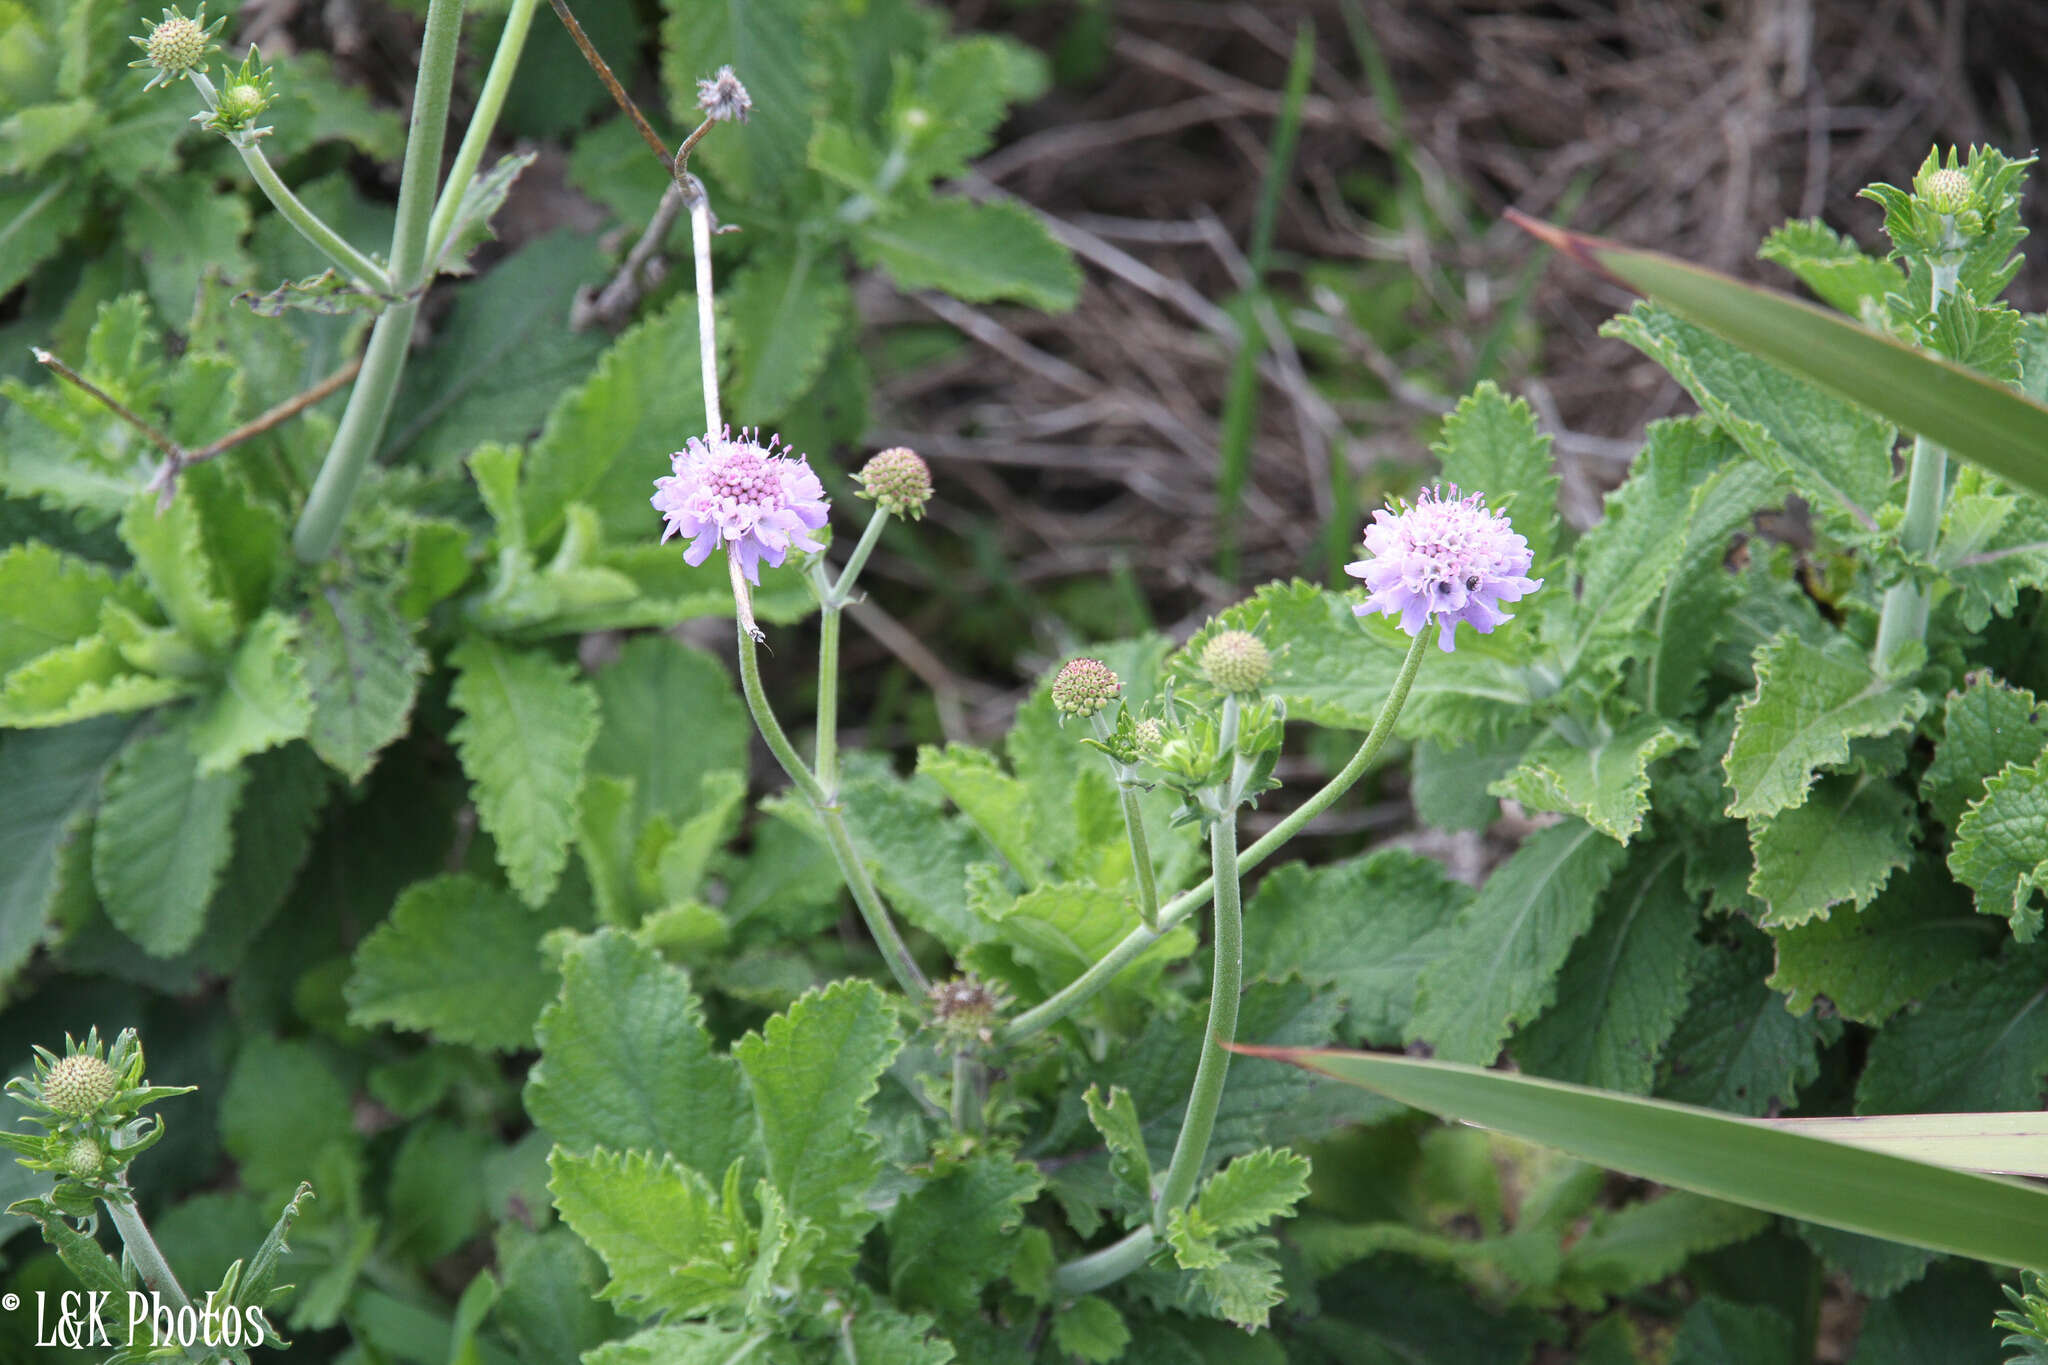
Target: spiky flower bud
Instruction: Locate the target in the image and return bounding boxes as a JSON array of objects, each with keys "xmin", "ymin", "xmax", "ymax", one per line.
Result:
[
  {"xmin": 696, "ymin": 65, "xmax": 753, "ymax": 123},
  {"xmin": 1051, "ymin": 658, "xmax": 1120, "ymax": 719},
  {"xmin": 63, "ymin": 1138, "xmax": 106, "ymax": 1180},
  {"xmin": 927, "ymin": 975, "xmax": 1011, "ymax": 1052},
  {"xmin": 857, "ymin": 447, "xmax": 933, "ymax": 519},
  {"xmin": 1922, "ymin": 167, "xmax": 1973, "ymax": 215},
  {"xmin": 220, "ymin": 83, "xmax": 264, "ymax": 122},
  {"xmin": 1200, "ymin": 630, "xmax": 1271, "ymax": 694},
  {"xmin": 44, "ymin": 1055, "xmax": 118, "ymax": 1117},
  {"xmin": 130, "ymin": 5, "xmax": 224, "ymax": 91}
]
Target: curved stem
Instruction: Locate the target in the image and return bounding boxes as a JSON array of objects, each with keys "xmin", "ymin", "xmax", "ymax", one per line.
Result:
[
  {"xmin": 828, "ymin": 505, "xmax": 890, "ymax": 606},
  {"xmin": 1052, "ymin": 1226, "xmax": 1156, "ymax": 1297},
  {"xmin": 1153, "ymin": 806, "xmax": 1243, "ymax": 1228},
  {"xmin": 291, "ymin": 0, "xmax": 464, "ymax": 562},
  {"xmin": 424, "ymin": 0, "xmax": 541, "ymax": 268},
  {"xmin": 231, "ymin": 139, "xmax": 391, "ymax": 292},
  {"xmin": 735, "ymin": 617, "xmax": 824, "ymax": 806},
  {"xmin": 104, "ymin": 1187, "xmax": 191, "ymax": 1312},
  {"xmin": 1002, "ymin": 627, "xmax": 1429, "ymax": 1044}
]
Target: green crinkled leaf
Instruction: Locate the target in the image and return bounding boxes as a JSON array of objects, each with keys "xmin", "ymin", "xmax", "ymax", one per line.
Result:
[
  {"xmin": 1644, "ymin": 463, "xmax": 1790, "ymax": 719},
  {"xmin": 1657, "ymin": 931, "xmax": 1831, "ymax": 1116},
  {"xmin": 383, "ymin": 230, "xmax": 608, "ymax": 468},
  {"xmin": 990, "ymin": 880, "xmax": 1193, "ymax": 1000},
  {"xmin": 584, "ymin": 1324, "xmax": 770, "ymax": 1365},
  {"xmin": 0, "ymin": 716, "xmax": 134, "ymax": 985},
  {"xmin": 1412, "ymin": 731, "xmax": 1525, "ymax": 831},
  {"xmin": 494, "ymin": 1226, "xmax": 626, "ymax": 1365},
  {"xmin": 525, "ymin": 930, "xmax": 754, "ymax": 1174},
  {"xmin": 1756, "ymin": 218, "xmax": 1903, "ymax": 318},
  {"xmin": 1856, "ymin": 946, "xmax": 2048, "ymax": 1114},
  {"xmin": 344, "ymin": 874, "xmax": 558, "ymax": 1052},
  {"xmin": 1845, "ymin": 1260, "xmax": 2007, "ymax": 1363},
  {"xmin": 1747, "ymin": 774, "xmax": 1915, "ymax": 927},
  {"xmin": 521, "ymin": 289, "xmax": 704, "ymax": 548},
  {"xmin": 0, "ymin": 173, "xmax": 90, "ymax": 299},
  {"xmin": 847, "ymin": 1293, "xmax": 956, "ymax": 1365},
  {"xmin": 1547, "ymin": 418, "xmax": 1738, "ymax": 677},
  {"xmin": 1923, "ymin": 672, "xmax": 2048, "ymax": 830},
  {"xmin": 1085, "ymin": 1085, "xmax": 1153, "ymax": 1220},
  {"xmin": 119, "ymin": 489, "xmax": 236, "ymax": 657},
  {"xmin": 301, "ymin": 585, "xmax": 427, "ymax": 783},
  {"xmin": 1767, "ymin": 858, "xmax": 1994, "ymax": 1024},
  {"xmin": 732, "ymin": 978, "xmax": 902, "ymax": 1274},
  {"xmin": 803, "ymin": 770, "xmax": 994, "ymax": 949},
  {"xmin": 857, "ymin": 198, "xmax": 1082, "ymax": 311},
  {"xmin": 448, "ymin": 637, "xmax": 599, "ymax": 906},
  {"xmin": 548, "ymin": 1147, "xmax": 744, "ymax": 1319},
  {"xmin": 1604, "ymin": 302, "xmax": 1896, "ymax": 531},
  {"xmin": 0, "ymin": 540, "xmax": 125, "ymax": 675},
  {"xmin": 1951, "ymin": 750, "xmax": 2048, "ymax": 941},
  {"xmin": 1431, "ymin": 382, "xmax": 1561, "ymax": 570},
  {"xmin": 186, "ymin": 609, "xmax": 315, "ymax": 774},
  {"xmin": 1408, "ymin": 821, "xmax": 1630, "ymax": 1064},
  {"xmin": 895, "ymin": 36, "xmax": 1043, "ymax": 183},
  {"xmin": 1183, "ymin": 1147, "xmax": 1310, "ymax": 1244},
  {"xmin": 1491, "ymin": 717, "xmax": 1693, "ymax": 843},
  {"xmin": 92, "ymin": 727, "xmax": 246, "ymax": 956},
  {"xmin": 1242, "ymin": 851, "xmax": 1470, "ymax": 1048},
  {"xmin": 1791, "ymin": 1222, "xmax": 1934, "ymax": 1300},
  {"xmin": 179, "ymin": 462, "xmax": 283, "ymax": 622},
  {"xmin": 587, "ymin": 635, "xmax": 749, "ymax": 830},
  {"xmin": 1667, "ymin": 1297, "xmax": 1800, "ymax": 1365},
  {"xmin": 0, "ymin": 632, "xmax": 191, "ymax": 727},
  {"xmin": 1936, "ymin": 480, "xmax": 2048, "ymax": 631},
  {"xmin": 887, "ymin": 1152, "xmax": 1044, "ymax": 1315},
  {"xmin": 220, "ymin": 1034, "xmax": 359, "ymax": 1199},
  {"xmin": 724, "ymin": 246, "xmax": 850, "ymax": 424},
  {"xmin": 1512, "ymin": 845, "xmax": 1703, "ymax": 1093},
  {"xmin": 431, "ymin": 151, "xmax": 537, "ymax": 277},
  {"xmin": 1557, "ymin": 1192, "xmax": 1769, "ymax": 1307},
  {"xmin": 1206, "ymin": 580, "xmax": 1534, "ymax": 743},
  {"xmin": 1051, "ymin": 1297, "xmax": 1129, "ymax": 1364},
  {"xmin": 918, "ymin": 743, "xmax": 1043, "ymax": 887},
  {"xmin": 657, "ymin": 0, "xmax": 815, "ymax": 201},
  {"xmin": 120, "ymin": 174, "xmax": 254, "ymax": 321},
  {"xmin": 1182, "ymin": 1236, "xmax": 1286, "ymax": 1330},
  {"xmin": 1722, "ymin": 632, "xmax": 1925, "ymax": 820}
]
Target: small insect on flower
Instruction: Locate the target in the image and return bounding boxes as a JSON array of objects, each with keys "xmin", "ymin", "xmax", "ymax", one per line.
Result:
[
  {"xmin": 652, "ymin": 427, "xmax": 830, "ymax": 585},
  {"xmin": 1346, "ymin": 484, "xmax": 1541, "ymax": 652}
]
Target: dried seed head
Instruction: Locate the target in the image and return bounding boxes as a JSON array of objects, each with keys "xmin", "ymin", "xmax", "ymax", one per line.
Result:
[
  {"xmin": 856, "ymin": 447, "xmax": 933, "ymax": 518},
  {"xmin": 927, "ymin": 975, "xmax": 1012, "ymax": 1051},
  {"xmin": 45, "ymin": 1055, "xmax": 119, "ymax": 1117},
  {"xmin": 696, "ymin": 65, "xmax": 753, "ymax": 123},
  {"xmin": 1051, "ymin": 658, "xmax": 1121, "ymax": 719},
  {"xmin": 1923, "ymin": 167, "xmax": 1973, "ymax": 214},
  {"xmin": 1200, "ymin": 630, "xmax": 1271, "ymax": 694}
]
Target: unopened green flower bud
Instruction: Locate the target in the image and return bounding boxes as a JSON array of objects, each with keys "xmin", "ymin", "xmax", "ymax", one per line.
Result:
[
  {"xmin": 1051, "ymin": 658, "xmax": 1120, "ymax": 719},
  {"xmin": 44, "ymin": 1055, "xmax": 118, "ymax": 1117},
  {"xmin": 1200, "ymin": 630, "xmax": 1271, "ymax": 694},
  {"xmin": 857, "ymin": 447, "xmax": 933, "ymax": 518},
  {"xmin": 1923, "ymin": 167, "xmax": 1972, "ymax": 215},
  {"xmin": 63, "ymin": 1138, "xmax": 106, "ymax": 1179},
  {"xmin": 220, "ymin": 82, "xmax": 266, "ymax": 122},
  {"xmin": 1133, "ymin": 718, "xmax": 1165, "ymax": 749}
]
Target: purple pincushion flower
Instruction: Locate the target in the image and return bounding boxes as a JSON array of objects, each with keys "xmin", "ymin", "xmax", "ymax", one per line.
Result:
[
  {"xmin": 1345, "ymin": 485, "xmax": 1542, "ymax": 652},
  {"xmin": 652, "ymin": 427, "xmax": 829, "ymax": 584}
]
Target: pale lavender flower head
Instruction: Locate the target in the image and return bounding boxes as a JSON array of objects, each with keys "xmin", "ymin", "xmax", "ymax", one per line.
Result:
[
  {"xmin": 696, "ymin": 65, "xmax": 753, "ymax": 123},
  {"xmin": 1345, "ymin": 484, "xmax": 1541, "ymax": 652},
  {"xmin": 652, "ymin": 427, "xmax": 829, "ymax": 584}
]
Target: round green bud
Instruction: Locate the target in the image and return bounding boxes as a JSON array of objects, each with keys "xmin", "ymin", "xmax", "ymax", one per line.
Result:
[
  {"xmin": 1133, "ymin": 718, "xmax": 1165, "ymax": 749},
  {"xmin": 1200, "ymin": 630, "xmax": 1271, "ymax": 694},
  {"xmin": 146, "ymin": 16, "xmax": 206, "ymax": 73},
  {"xmin": 857, "ymin": 446, "xmax": 933, "ymax": 519},
  {"xmin": 219, "ymin": 82, "xmax": 267, "ymax": 123},
  {"xmin": 63, "ymin": 1138, "xmax": 106, "ymax": 1180},
  {"xmin": 1051, "ymin": 658, "xmax": 1120, "ymax": 719},
  {"xmin": 45, "ymin": 1055, "xmax": 118, "ymax": 1117},
  {"xmin": 1923, "ymin": 168, "xmax": 1972, "ymax": 215}
]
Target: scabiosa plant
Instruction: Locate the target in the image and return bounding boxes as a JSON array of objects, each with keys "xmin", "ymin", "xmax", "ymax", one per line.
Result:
[
  {"xmin": 1200, "ymin": 629, "xmax": 1272, "ymax": 695},
  {"xmin": 696, "ymin": 64, "xmax": 753, "ymax": 123},
  {"xmin": 1346, "ymin": 484, "xmax": 1542, "ymax": 651},
  {"xmin": 857, "ymin": 446, "xmax": 935, "ymax": 519},
  {"xmin": 129, "ymin": 3, "xmax": 224, "ymax": 91},
  {"xmin": 651, "ymin": 427, "xmax": 830, "ymax": 584},
  {"xmin": 1051, "ymin": 658, "xmax": 1122, "ymax": 720}
]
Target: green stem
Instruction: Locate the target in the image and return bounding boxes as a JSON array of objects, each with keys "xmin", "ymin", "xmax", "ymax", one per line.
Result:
[
  {"xmin": 1002, "ymin": 627, "xmax": 1428, "ymax": 1044},
  {"xmin": 950, "ymin": 1053, "xmax": 980, "ymax": 1133},
  {"xmin": 423, "ymin": 0, "xmax": 541, "ymax": 269},
  {"xmin": 1153, "ymin": 804, "xmax": 1243, "ymax": 1229},
  {"xmin": 1052, "ymin": 1226, "xmax": 1156, "ymax": 1296},
  {"xmin": 1872, "ymin": 254, "xmax": 1961, "ymax": 674},
  {"xmin": 105, "ymin": 1188, "xmax": 191, "ymax": 1312},
  {"xmin": 291, "ymin": 0, "xmax": 464, "ymax": 563},
  {"xmin": 738, "ymin": 619, "xmax": 928, "ymax": 998},
  {"xmin": 829, "ymin": 505, "xmax": 890, "ymax": 606},
  {"xmin": 194, "ymin": 69, "xmax": 391, "ymax": 293},
  {"xmin": 1118, "ymin": 787, "xmax": 1161, "ymax": 931},
  {"xmin": 816, "ymin": 581, "xmax": 843, "ymax": 799}
]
